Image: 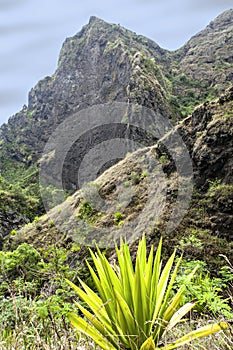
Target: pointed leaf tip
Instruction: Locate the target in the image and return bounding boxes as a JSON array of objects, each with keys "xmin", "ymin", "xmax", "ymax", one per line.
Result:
[{"xmin": 140, "ymin": 337, "xmax": 156, "ymax": 350}]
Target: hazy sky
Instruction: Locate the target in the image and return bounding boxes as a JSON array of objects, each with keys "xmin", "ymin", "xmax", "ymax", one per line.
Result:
[{"xmin": 0, "ymin": 0, "xmax": 232, "ymax": 126}]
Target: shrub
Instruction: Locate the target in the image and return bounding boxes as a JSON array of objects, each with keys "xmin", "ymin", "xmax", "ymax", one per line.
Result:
[
  {"xmin": 114, "ymin": 212, "xmax": 123, "ymax": 225},
  {"xmin": 175, "ymin": 259, "xmax": 233, "ymax": 318},
  {"xmin": 76, "ymin": 200, "xmax": 94, "ymax": 221},
  {"xmin": 66, "ymin": 236, "xmax": 228, "ymax": 350},
  {"xmin": 0, "ymin": 243, "xmax": 41, "ymax": 280},
  {"xmin": 130, "ymin": 171, "xmax": 141, "ymax": 185},
  {"xmin": 0, "ymin": 244, "xmax": 80, "ymax": 349}
]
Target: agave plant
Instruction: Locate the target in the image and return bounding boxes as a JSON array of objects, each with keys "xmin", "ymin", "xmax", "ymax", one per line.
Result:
[{"xmin": 66, "ymin": 236, "xmax": 228, "ymax": 350}]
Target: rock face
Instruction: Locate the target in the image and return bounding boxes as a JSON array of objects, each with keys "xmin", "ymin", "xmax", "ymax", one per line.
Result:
[
  {"xmin": 0, "ymin": 10, "xmax": 233, "ymax": 246},
  {"xmin": 176, "ymin": 87, "xmax": 233, "ymax": 244},
  {"xmin": 178, "ymin": 86, "xmax": 233, "ymax": 188},
  {"xmin": 1, "ymin": 10, "xmax": 233, "ymax": 174},
  {"xmin": 0, "ymin": 17, "xmax": 171, "ymax": 173},
  {"xmin": 168, "ymin": 9, "xmax": 233, "ymax": 115},
  {"xmin": 12, "ymin": 87, "xmax": 233, "ymax": 270},
  {"xmin": 175, "ymin": 9, "xmax": 233, "ymax": 87}
]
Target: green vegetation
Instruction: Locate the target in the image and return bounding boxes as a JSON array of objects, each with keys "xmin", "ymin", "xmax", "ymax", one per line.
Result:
[
  {"xmin": 0, "ymin": 173, "xmax": 41, "ymax": 225},
  {"xmin": 0, "ymin": 243, "xmax": 89, "ymax": 349},
  {"xmin": 165, "ymin": 71, "xmax": 220, "ymax": 118},
  {"xmin": 75, "ymin": 199, "xmax": 102, "ymax": 224},
  {"xmin": 158, "ymin": 153, "xmax": 169, "ymax": 166},
  {"xmin": 77, "ymin": 200, "xmax": 94, "ymax": 220},
  {"xmin": 141, "ymin": 56, "xmax": 168, "ymax": 92},
  {"xmin": 141, "ymin": 170, "xmax": 147, "ymax": 179},
  {"xmin": 0, "ymin": 237, "xmax": 231, "ymax": 349},
  {"xmin": 0, "ymin": 16, "xmax": 232, "ymax": 350},
  {"xmin": 208, "ymin": 180, "xmax": 233, "ymax": 197},
  {"xmin": 175, "ymin": 259, "xmax": 233, "ymax": 318},
  {"xmin": 131, "ymin": 171, "xmax": 141, "ymax": 184},
  {"xmin": 130, "ymin": 170, "xmax": 147, "ymax": 185},
  {"xmin": 66, "ymin": 236, "xmax": 229, "ymax": 350},
  {"xmin": 114, "ymin": 211, "xmax": 123, "ymax": 223}
]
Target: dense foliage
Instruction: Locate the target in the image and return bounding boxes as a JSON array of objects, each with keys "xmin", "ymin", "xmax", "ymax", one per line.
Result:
[{"xmin": 0, "ymin": 243, "xmax": 87, "ymax": 349}]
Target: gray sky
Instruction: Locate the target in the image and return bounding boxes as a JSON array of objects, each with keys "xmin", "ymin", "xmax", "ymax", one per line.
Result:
[{"xmin": 0, "ymin": 0, "xmax": 232, "ymax": 126}]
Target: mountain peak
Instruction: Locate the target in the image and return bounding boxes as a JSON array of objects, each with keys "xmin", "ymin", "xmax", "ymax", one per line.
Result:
[
  {"xmin": 88, "ymin": 15, "xmax": 106, "ymax": 25},
  {"xmin": 207, "ymin": 8, "xmax": 233, "ymax": 30},
  {"xmin": 213, "ymin": 8, "xmax": 232, "ymax": 20}
]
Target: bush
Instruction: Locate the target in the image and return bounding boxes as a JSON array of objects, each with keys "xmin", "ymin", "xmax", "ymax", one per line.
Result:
[
  {"xmin": 175, "ymin": 259, "xmax": 233, "ymax": 319},
  {"xmin": 0, "ymin": 244, "xmax": 81, "ymax": 349},
  {"xmin": 0, "ymin": 243, "xmax": 41, "ymax": 280}
]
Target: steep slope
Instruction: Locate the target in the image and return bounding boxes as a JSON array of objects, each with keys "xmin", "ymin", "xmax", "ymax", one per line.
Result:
[
  {"xmin": 11, "ymin": 87, "xmax": 233, "ymax": 271},
  {"xmin": 0, "ymin": 17, "xmax": 173, "ymax": 225},
  {"xmin": 0, "ymin": 17, "xmax": 171, "ymax": 174},
  {"xmin": 0, "ymin": 11, "xmax": 233, "ymax": 241},
  {"xmin": 169, "ymin": 9, "xmax": 233, "ymax": 115},
  {"xmin": 0, "ymin": 174, "xmax": 40, "ymax": 249},
  {"xmin": 176, "ymin": 9, "xmax": 233, "ymax": 84},
  {"xmin": 1, "ymin": 10, "xmax": 233, "ymax": 175},
  {"xmin": 0, "ymin": 17, "xmax": 173, "ymax": 240}
]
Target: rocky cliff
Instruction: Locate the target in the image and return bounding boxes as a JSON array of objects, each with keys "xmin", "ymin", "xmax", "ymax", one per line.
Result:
[
  {"xmin": 174, "ymin": 9, "xmax": 233, "ymax": 89},
  {"xmin": 0, "ymin": 10, "xmax": 233, "ymax": 252},
  {"xmin": 0, "ymin": 16, "xmax": 171, "ymax": 173},
  {"xmin": 11, "ymin": 87, "xmax": 233, "ymax": 272},
  {"xmin": 1, "ymin": 10, "xmax": 232, "ymax": 174}
]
